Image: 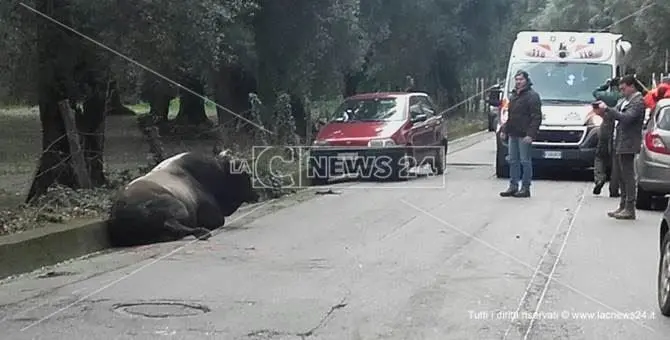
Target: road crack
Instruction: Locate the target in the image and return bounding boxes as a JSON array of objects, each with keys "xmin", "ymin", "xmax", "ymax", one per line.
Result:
[{"xmin": 296, "ymin": 296, "xmax": 348, "ymax": 338}]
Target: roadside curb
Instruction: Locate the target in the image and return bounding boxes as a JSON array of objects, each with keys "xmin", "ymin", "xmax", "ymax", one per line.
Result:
[
  {"xmin": 0, "ymin": 218, "xmax": 109, "ymax": 280},
  {"xmin": 449, "ymin": 129, "xmax": 488, "ymax": 143},
  {"xmin": 0, "ymin": 189, "xmax": 314, "ymax": 281},
  {"xmin": 0, "ymin": 129, "xmax": 490, "ymax": 281}
]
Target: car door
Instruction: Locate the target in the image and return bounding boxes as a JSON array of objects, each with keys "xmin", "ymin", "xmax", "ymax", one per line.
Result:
[
  {"xmin": 418, "ymin": 95, "xmax": 445, "ymax": 147},
  {"xmin": 408, "ymin": 95, "xmax": 433, "ymax": 161}
]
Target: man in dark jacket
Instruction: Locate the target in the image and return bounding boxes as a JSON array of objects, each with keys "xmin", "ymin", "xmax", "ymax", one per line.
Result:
[
  {"xmin": 592, "ymin": 78, "xmax": 621, "ymax": 197},
  {"xmin": 499, "ymin": 70, "xmax": 543, "ymax": 198},
  {"xmin": 594, "ymin": 75, "xmax": 646, "ymax": 220}
]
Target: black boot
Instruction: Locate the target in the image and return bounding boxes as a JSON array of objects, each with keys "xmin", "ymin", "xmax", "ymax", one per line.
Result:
[
  {"xmin": 593, "ymin": 181, "xmax": 604, "ymax": 195},
  {"xmin": 614, "ymin": 201, "xmax": 636, "ymax": 220},
  {"xmin": 513, "ymin": 187, "xmax": 531, "ymax": 198},
  {"xmin": 607, "ymin": 200, "xmax": 625, "ymax": 217},
  {"xmin": 500, "ymin": 185, "xmax": 518, "ymax": 197}
]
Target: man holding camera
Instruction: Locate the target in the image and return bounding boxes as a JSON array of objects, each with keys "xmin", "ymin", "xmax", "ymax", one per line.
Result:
[
  {"xmin": 593, "ymin": 75, "xmax": 646, "ymax": 220},
  {"xmin": 592, "ymin": 77, "xmax": 621, "ymax": 197}
]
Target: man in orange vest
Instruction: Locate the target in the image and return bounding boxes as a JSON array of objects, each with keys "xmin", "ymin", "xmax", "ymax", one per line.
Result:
[{"xmin": 644, "ymin": 77, "xmax": 670, "ymax": 111}]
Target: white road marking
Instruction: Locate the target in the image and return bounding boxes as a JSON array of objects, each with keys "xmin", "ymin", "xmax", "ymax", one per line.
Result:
[
  {"xmin": 502, "ymin": 210, "xmax": 569, "ymax": 339},
  {"xmin": 522, "ymin": 187, "xmax": 586, "ymax": 339}
]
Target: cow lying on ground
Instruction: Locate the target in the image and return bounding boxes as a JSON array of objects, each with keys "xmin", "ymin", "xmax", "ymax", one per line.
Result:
[{"xmin": 106, "ymin": 149, "xmax": 259, "ymax": 247}]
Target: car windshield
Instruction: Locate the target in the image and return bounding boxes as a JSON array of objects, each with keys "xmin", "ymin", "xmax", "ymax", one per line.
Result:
[
  {"xmin": 507, "ymin": 62, "xmax": 613, "ymax": 104},
  {"xmin": 331, "ymin": 97, "xmax": 405, "ymax": 122}
]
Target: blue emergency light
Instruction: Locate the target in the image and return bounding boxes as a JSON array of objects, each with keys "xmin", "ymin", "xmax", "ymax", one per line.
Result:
[
  {"xmin": 588, "ymin": 37, "xmax": 595, "ymax": 44},
  {"xmin": 531, "ymin": 36, "xmax": 539, "ymax": 43}
]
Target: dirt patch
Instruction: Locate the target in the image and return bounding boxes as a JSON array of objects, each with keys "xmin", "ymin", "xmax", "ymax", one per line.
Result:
[
  {"xmin": 0, "ymin": 106, "xmax": 484, "ymax": 236},
  {"xmin": 0, "ymin": 105, "xmax": 296, "ymax": 236}
]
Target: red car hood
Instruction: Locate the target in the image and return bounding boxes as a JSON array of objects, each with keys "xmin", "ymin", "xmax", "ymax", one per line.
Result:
[{"xmin": 316, "ymin": 120, "xmax": 406, "ymax": 142}]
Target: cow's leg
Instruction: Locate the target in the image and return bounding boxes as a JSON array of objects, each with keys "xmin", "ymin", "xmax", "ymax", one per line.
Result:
[
  {"xmin": 196, "ymin": 198, "xmax": 225, "ymax": 230},
  {"xmin": 164, "ymin": 218, "xmax": 212, "ymax": 241}
]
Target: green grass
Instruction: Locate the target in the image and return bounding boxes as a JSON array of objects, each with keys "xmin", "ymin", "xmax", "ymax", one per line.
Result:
[
  {"xmin": 448, "ymin": 116, "xmax": 486, "ymax": 140},
  {"xmin": 127, "ymin": 98, "xmax": 217, "ymax": 118}
]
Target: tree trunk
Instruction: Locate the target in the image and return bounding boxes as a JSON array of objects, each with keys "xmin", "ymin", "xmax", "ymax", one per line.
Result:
[
  {"xmin": 149, "ymin": 92, "xmax": 172, "ymax": 122},
  {"xmin": 214, "ymin": 65, "xmax": 236, "ymax": 126},
  {"xmin": 26, "ymin": 100, "xmax": 77, "ymax": 203},
  {"xmin": 106, "ymin": 80, "xmax": 135, "ymax": 116},
  {"xmin": 174, "ymin": 75, "xmax": 210, "ymax": 125},
  {"xmin": 26, "ymin": 0, "xmax": 77, "ymax": 203},
  {"xmin": 215, "ymin": 64, "xmax": 257, "ymax": 126},
  {"xmin": 344, "ymin": 72, "xmax": 359, "ymax": 98},
  {"xmin": 75, "ymin": 80, "xmax": 107, "ymax": 186},
  {"xmin": 142, "ymin": 76, "xmax": 174, "ymax": 122},
  {"xmin": 289, "ymin": 94, "xmax": 307, "ymax": 138}
]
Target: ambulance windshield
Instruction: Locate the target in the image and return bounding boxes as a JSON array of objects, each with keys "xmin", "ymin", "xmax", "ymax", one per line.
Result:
[{"xmin": 507, "ymin": 62, "xmax": 612, "ymax": 104}]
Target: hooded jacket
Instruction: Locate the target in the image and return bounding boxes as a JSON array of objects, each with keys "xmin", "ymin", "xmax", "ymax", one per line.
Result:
[{"xmin": 644, "ymin": 83, "xmax": 670, "ymax": 111}]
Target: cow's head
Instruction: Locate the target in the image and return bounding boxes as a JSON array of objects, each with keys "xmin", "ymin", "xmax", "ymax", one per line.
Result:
[{"xmin": 213, "ymin": 148, "xmax": 260, "ymax": 210}]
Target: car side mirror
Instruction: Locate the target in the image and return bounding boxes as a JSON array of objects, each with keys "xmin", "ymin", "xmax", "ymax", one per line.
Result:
[{"xmin": 411, "ymin": 113, "xmax": 427, "ymax": 123}]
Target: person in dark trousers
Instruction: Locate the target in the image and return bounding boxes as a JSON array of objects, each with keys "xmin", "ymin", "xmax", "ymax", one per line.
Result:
[
  {"xmin": 592, "ymin": 77, "xmax": 621, "ymax": 197},
  {"xmin": 594, "ymin": 75, "xmax": 646, "ymax": 220},
  {"xmin": 499, "ymin": 70, "xmax": 543, "ymax": 198}
]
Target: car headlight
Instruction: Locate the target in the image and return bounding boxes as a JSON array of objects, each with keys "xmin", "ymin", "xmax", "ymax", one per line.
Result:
[
  {"xmin": 312, "ymin": 140, "xmax": 329, "ymax": 146},
  {"xmin": 368, "ymin": 138, "xmax": 396, "ymax": 147}
]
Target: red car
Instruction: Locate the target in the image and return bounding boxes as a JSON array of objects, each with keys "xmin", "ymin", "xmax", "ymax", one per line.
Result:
[{"xmin": 308, "ymin": 92, "xmax": 448, "ymax": 185}]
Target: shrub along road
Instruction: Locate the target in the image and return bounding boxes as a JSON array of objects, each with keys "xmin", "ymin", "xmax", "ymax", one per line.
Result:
[{"xmin": 0, "ymin": 132, "xmax": 669, "ymax": 339}]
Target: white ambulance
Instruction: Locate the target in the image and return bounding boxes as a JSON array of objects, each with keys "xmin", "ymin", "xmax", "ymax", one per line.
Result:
[{"xmin": 495, "ymin": 31, "xmax": 633, "ymax": 177}]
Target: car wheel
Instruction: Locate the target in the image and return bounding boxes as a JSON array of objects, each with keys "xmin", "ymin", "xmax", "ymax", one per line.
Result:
[
  {"xmin": 658, "ymin": 230, "xmax": 670, "ymax": 316},
  {"xmin": 309, "ymin": 177, "xmax": 329, "ymax": 186},
  {"xmin": 636, "ymin": 184, "xmax": 653, "ymax": 210},
  {"xmin": 390, "ymin": 154, "xmax": 411, "ymax": 181},
  {"xmin": 432, "ymin": 140, "xmax": 447, "ymax": 175},
  {"xmin": 308, "ymin": 161, "xmax": 329, "ymax": 186}
]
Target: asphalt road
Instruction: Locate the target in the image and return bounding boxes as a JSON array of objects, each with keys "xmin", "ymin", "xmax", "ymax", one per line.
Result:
[{"xmin": 1, "ymin": 131, "xmax": 670, "ymax": 340}]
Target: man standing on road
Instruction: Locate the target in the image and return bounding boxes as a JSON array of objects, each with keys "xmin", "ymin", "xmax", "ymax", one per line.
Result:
[
  {"xmin": 499, "ymin": 70, "xmax": 543, "ymax": 198},
  {"xmin": 594, "ymin": 75, "xmax": 646, "ymax": 220},
  {"xmin": 592, "ymin": 77, "xmax": 621, "ymax": 197}
]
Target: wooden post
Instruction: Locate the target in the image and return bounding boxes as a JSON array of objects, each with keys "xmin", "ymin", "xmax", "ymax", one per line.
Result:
[
  {"xmin": 143, "ymin": 125, "xmax": 166, "ymax": 166},
  {"xmin": 652, "ymin": 73, "xmax": 656, "ymax": 88},
  {"xmin": 472, "ymin": 78, "xmax": 476, "ymax": 112},
  {"xmin": 57, "ymin": 99, "xmax": 92, "ymax": 189},
  {"xmin": 304, "ymin": 97, "xmax": 312, "ymax": 144},
  {"xmin": 480, "ymin": 77, "xmax": 485, "ymax": 113}
]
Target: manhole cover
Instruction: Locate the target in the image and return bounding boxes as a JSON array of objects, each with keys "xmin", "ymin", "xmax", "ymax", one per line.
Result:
[{"xmin": 113, "ymin": 302, "xmax": 210, "ymax": 318}]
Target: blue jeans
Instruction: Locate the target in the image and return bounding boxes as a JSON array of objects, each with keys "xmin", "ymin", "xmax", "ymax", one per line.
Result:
[{"xmin": 508, "ymin": 136, "xmax": 532, "ymax": 189}]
